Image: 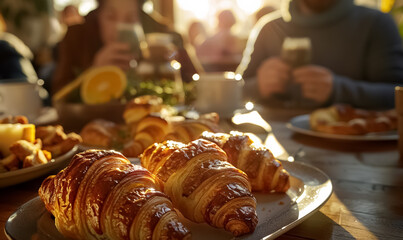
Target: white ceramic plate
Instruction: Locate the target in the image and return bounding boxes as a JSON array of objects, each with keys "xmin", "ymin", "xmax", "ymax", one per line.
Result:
[
  {"xmin": 287, "ymin": 114, "xmax": 398, "ymax": 141},
  {"xmin": 5, "ymin": 160, "xmax": 332, "ymax": 240},
  {"xmin": 0, "ymin": 146, "xmax": 78, "ymax": 188}
]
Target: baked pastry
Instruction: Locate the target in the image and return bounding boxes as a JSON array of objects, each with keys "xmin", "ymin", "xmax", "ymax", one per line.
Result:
[
  {"xmin": 200, "ymin": 131, "xmax": 290, "ymax": 193},
  {"xmin": 141, "ymin": 139, "xmax": 258, "ymax": 236},
  {"xmin": 0, "ymin": 115, "xmax": 29, "ymax": 124},
  {"xmin": 310, "ymin": 104, "xmax": 397, "ymax": 135},
  {"xmin": 82, "ymin": 95, "xmax": 222, "ymax": 157},
  {"xmin": 39, "ymin": 150, "xmax": 191, "ymax": 240},
  {"xmin": 36, "ymin": 125, "xmax": 82, "ymax": 157},
  {"xmin": 80, "ymin": 119, "xmax": 127, "ymax": 148},
  {"xmin": 123, "ymin": 95, "xmax": 164, "ymax": 128},
  {"xmin": 122, "ymin": 115, "xmax": 170, "ymax": 157},
  {"xmin": 164, "ymin": 115, "xmax": 222, "ymax": 143},
  {"xmin": 9, "ymin": 139, "xmax": 52, "ymax": 168}
]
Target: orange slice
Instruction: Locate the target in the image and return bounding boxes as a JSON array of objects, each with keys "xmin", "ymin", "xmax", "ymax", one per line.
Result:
[{"xmin": 80, "ymin": 66, "xmax": 127, "ymax": 104}]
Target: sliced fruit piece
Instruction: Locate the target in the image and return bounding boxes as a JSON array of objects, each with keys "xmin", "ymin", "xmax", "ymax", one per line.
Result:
[{"xmin": 80, "ymin": 66, "xmax": 127, "ymax": 104}]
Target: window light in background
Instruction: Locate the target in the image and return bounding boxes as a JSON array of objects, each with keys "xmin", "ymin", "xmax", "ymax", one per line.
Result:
[
  {"xmin": 236, "ymin": 0, "xmax": 263, "ymax": 14},
  {"xmin": 176, "ymin": 0, "xmax": 210, "ymax": 20}
]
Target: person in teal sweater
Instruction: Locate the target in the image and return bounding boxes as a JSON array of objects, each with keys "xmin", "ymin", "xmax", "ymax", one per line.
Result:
[{"xmin": 238, "ymin": 0, "xmax": 403, "ymax": 110}]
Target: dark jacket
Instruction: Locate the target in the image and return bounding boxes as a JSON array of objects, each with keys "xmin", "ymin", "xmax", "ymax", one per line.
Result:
[
  {"xmin": 0, "ymin": 32, "xmax": 37, "ymax": 80},
  {"xmin": 238, "ymin": 0, "xmax": 403, "ymax": 109}
]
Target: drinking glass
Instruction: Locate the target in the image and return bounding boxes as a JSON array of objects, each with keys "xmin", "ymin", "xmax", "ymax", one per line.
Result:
[
  {"xmin": 117, "ymin": 22, "xmax": 149, "ymax": 62},
  {"xmin": 279, "ymin": 37, "xmax": 312, "ymax": 108}
]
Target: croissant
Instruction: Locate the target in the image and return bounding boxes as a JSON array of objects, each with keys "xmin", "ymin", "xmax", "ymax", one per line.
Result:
[
  {"xmin": 39, "ymin": 150, "xmax": 191, "ymax": 240},
  {"xmin": 123, "ymin": 95, "xmax": 164, "ymax": 129},
  {"xmin": 141, "ymin": 139, "xmax": 258, "ymax": 236},
  {"xmin": 200, "ymin": 131, "xmax": 290, "ymax": 193},
  {"xmin": 164, "ymin": 116, "xmax": 222, "ymax": 143},
  {"xmin": 122, "ymin": 115, "xmax": 170, "ymax": 157},
  {"xmin": 310, "ymin": 104, "xmax": 397, "ymax": 135},
  {"xmin": 80, "ymin": 119, "xmax": 120, "ymax": 148},
  {"xmin": 36, "ymin": 125, "xmax": 82, "ymax": 157}
]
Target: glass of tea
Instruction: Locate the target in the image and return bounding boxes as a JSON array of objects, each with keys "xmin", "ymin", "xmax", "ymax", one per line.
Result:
[
  {"xmin": 279, "ymin": 37, "xmax": 312, "ymax": 107},
  {"xmin": 281, "ymin": 37, "xmax": 311, "ymax": 68}
]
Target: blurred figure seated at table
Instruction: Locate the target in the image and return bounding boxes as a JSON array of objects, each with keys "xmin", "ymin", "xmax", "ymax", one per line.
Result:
[
  {"xmin": 196, "ymin": 9, "xmax": 246, "ymax": 72},
  {"xmin": 0, "ymin": 14, "xmax": 37, "ymax": 81},
  {"xmin": 52, "ymin": 0, "xmax": 198, "ymax": 95},
  {"xmin": 187, "ymin": 20, "xmax": 207, "ymax": 48},
  {"xmin": 237, "ymin": 0, "xmax": 403, "ymax": 110}
]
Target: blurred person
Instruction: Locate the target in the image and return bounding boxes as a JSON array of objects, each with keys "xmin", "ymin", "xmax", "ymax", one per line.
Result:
[
  {"xmin": 196, "ymin": 9, "xmax": 246, "ymax": 70},
  {"xmin": 60, "ymin": 5, "xmax": 84, "ymax": 27},
  {"xmin": 52, "ymin": 0, "xmax": 197, "ymax": 95},
  {"xmin": 0, "ymin": 13, "xmax": 37, "ymax": 80},
  {"xmin": 238, "ymin": 0, "xmax": 403, "ymax": 109},
  {"xmin": 188, "ymin": 21, "xmax": 207, "ymax": 47}
]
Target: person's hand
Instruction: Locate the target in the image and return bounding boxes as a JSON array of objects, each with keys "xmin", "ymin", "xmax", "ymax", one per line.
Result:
[
  {"xmin": 93, "ymin": 42, "xmax": 135, "ymax": 71},
  {"xmin": 293, "ymin": 65, "xmax": 333, "ymax": 104},
  {"xmin": 257, "ymin": 57, "xmax": 291, "ymax": 98}
]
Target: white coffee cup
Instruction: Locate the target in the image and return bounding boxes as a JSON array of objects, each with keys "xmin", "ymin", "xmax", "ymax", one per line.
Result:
[
  {"xmin": 193, "ymin": 72, "xmax": 244, "ymax": 118},
  {"xmin": 0, "ymin": 81, "xmax": 43, "ymax": 121}
]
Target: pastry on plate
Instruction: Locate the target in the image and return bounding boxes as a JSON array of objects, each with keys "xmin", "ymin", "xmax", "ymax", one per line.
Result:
[{"xmin": 309, "ymin": 104, "xmax": 397, "ymax": 135}]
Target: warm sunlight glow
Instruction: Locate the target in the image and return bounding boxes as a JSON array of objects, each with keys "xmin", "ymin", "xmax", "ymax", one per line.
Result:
[
  {"xmin": 327, "ymin": 195, "xmax": 377, "ymax": 239},
  {"xmin": 78, "ymin": 0, "xmax": 97, "ymax": 15},
  {"xmin": 264, "ymin": 134, "xmax": 287, "ymax": 160},
  {"xmin": 177, "ymin": 0, "xmax": 209, "ymax": 19},
  {"xmin": 224, "ymin": 71, "xmax": 236, "ymax": 79},
  {"xmin": 232, "ymin": 110, "xmax": 287, "ymax": 159},
  {"xmin": 236, "ymin": 0, "xmax": 263, "ymax": 14},
  {"xmin": 245, "ymin": 101, "xmax": 254, "ymax": 111},
  {"xmin": 192, "ymin": 74, "xmax": 200, "ymax": 81},
  {"xmin": 232, "ymin": 110, "xmax": 271, "ymax": 132},
  {"xmin": 142, "ymin": 0, "xmax": 154, "ymax": 14},
  {"xmin": 171, "ymin": 60, "xmax": 181, "ymax": 70}
]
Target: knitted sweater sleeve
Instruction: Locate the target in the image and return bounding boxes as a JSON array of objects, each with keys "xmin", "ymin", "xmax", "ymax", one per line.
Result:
[{"xmin": 331, "ymin": 12, "xmax": 403, "ymax": 109}]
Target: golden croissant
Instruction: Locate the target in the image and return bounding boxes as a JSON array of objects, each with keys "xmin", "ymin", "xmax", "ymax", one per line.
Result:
[
  {"xmin": 123, "ymin": 115, "xmax": 170, "ymax": 157},
  {"xmin": 141, "ymin": 139, "xmax": 258, "ymax": 236},
  {"xmin": 200, "ymin": 131, "xmax": 290, "ymax": 193},
  {"xmin": 39, "ymin": 150, "xmax": 191, "ymax": 240}
]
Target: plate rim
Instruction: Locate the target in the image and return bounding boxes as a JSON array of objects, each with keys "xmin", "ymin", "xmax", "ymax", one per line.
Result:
[
  {"xmin": 4, "ymin": 160, "xmax": 333, "ymax": 240},
  {"xmin": 287, "ymin": 114, "xmax": 398, "ymax": 141},
  {"xmin": 0, "ymin": 145, "xmax": 78, "ymax": 183},
  {"xmin": 263, "ymin": 160, "xmax": 333, "ymax": 239}
]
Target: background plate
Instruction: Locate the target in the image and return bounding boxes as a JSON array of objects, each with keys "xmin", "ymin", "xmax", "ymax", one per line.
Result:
[
  {"xmin": 0, "ymin": 146, "xmax": 78, "ymax": 188},
  {"xmin": 5, "ymin": 160, "xmax": 332, "ymax": 240},
  {"xmin": 287, "ymin": 114, "xmax": 398, "ymax": 141}
]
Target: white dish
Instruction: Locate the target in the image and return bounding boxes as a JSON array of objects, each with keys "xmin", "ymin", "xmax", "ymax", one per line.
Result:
[
  {"xmin": 0, "ymin": 146, "xmax": 78, "ymax": 188},
  {"xmin": 5, "ymin": 160, "xmax": 332, "ymax": 240},
  {"xmin": 287, "ymin": 114, "xmax": 398, "ymax": 141}
]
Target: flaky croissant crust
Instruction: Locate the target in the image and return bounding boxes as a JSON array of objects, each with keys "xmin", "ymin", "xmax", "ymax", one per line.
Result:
[
  {"xmin": 39, "ymin": 150, "xmax": 190, "ymax": 240},
  {"xmin": 141, "ymin": 139, "xmax": 258, "ymax": 236},
  {"xmin": 200, "ymin": 131, "xmax": 291, "ymax": 193}
]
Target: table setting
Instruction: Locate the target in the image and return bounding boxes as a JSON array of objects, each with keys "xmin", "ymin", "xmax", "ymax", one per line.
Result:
[{"xmin": 0, "ymin": 65, "xmax": 402, "ymax": 240}]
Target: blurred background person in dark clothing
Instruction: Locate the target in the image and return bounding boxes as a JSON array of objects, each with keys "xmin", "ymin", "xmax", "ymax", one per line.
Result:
[
  {"xmin": 238, "ymin": 0, "xmax": 403, "ymax": 110},
  {"xmin": 0, "ymin": 13, "xmax": 37, "ymax": 81}
]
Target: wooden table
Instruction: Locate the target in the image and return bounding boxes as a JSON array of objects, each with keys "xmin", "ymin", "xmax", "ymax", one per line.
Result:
[{"xmin": 1, "ymin": 107, "xmax": 403, "ymax": 240}]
